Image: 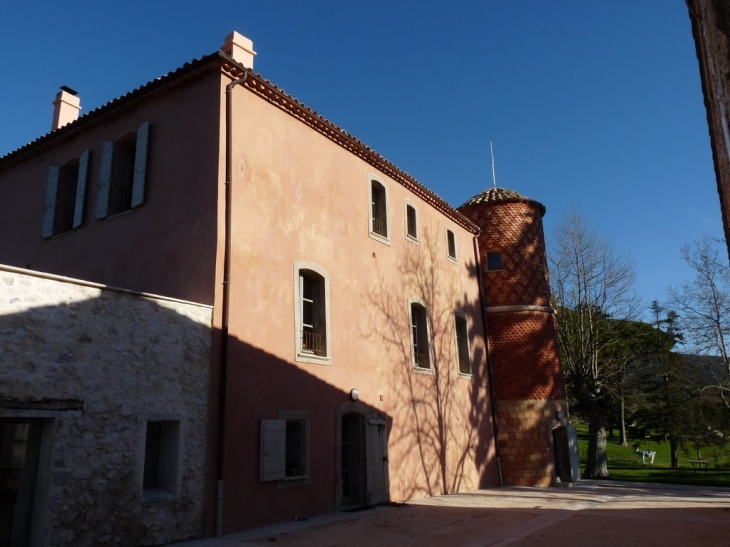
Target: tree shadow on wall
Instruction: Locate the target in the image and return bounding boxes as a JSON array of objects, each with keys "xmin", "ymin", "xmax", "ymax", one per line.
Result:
[{"xmin": 363, "ymin": 226, "xmax": 498, "ymax": 500}]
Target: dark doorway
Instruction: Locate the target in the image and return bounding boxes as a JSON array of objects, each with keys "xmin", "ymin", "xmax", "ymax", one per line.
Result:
[
  {"xmin": 1, "ymin": 419, "xmax": 42, "ymax": 547},
  {"xmin": 340, "ymin": 413, "xmax": 365, "ymax": 509},
  {"xmin": 552, "ymin": 426, "xmax": 571, "ymax": 483}
]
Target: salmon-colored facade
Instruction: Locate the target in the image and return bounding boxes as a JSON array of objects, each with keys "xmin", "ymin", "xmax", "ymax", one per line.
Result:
[{"xmin": 0, "ymin": 32, "xmax": 569, "ymax": 543}]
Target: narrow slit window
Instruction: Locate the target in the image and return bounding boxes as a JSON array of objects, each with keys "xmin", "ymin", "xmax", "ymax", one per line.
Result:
[
  {"xmin": 406, "ymin": 204, "xmax": 418, "ymax": 240},
  {"xmin": 410, "ymin": 303, "xmax": 430, "ymax": 369},
  {"xmin": 371, "ymin": 180, "xmax": 388, "ymax": 238},
  {"xmin": 454, "ymin": 315, "xmax": 470, "ymax": 375},
  {"xmin": 447, "ymin": 229, "xmax": 457, "ymax": 260}
]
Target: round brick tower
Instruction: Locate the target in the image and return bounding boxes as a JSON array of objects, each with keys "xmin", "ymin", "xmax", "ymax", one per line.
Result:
[{"xmin": 458, "ymin": 187, "xmax": 569, "ymax": 486}]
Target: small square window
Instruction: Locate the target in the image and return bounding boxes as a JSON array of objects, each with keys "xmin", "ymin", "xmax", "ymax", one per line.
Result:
[
  {"xmin": 260, "ymin": 411, "xmax": 311, "ymax": 484},
  {"xmin": 487, "ymin": 251, "xmax": 502, "ymax": 271}
]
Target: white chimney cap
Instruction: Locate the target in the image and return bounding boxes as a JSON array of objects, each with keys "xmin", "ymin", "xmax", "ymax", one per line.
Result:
[{"xmin": 221, "ymin": 31, "xmax": 256, "ymax": 70}]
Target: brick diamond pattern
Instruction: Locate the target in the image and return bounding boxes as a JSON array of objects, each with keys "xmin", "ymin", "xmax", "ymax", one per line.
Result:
[{"xmin": 459, "ymin": 195, "xmax": 569, "ymax": 486}]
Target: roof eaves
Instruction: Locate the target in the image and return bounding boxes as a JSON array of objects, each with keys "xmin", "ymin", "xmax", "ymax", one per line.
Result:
[
  {"xmin": 0, "ymin": 54, "xmax": 222, "ymax": 169},
  {"xmin": 1, "ymin": 49, "xmax": 477, "ymax": 233},
  {"xmin": 220, "ymin": 55, "xmax": 479, "ymax": 233}
]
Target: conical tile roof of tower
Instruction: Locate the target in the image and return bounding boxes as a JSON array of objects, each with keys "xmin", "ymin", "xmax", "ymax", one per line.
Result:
[{"xmin": 459, "ymin": 187, "xmax": 545, "ymax": 216}]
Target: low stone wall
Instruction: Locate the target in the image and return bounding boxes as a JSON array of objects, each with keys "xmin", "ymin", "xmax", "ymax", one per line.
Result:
[{"xmin": 0, "ymin": 267, "xmax": 212, "ymax": 546}]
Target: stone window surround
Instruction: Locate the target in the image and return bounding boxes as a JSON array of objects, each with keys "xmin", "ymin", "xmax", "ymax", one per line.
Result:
[
  {"xmin": 293, "ymin": 261, "xmax": 332, "ymax": 365},
  {"xmin": 368, "ymin": 174, "xmax": 391, "ymax": 246}
]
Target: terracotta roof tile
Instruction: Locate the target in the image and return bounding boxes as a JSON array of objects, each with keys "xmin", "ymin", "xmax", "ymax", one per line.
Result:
[{"xmin": 459, "ymin": 187, "xmax": 546, "ymax": 216}]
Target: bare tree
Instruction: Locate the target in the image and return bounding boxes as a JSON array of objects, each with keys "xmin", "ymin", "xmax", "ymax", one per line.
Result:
[
  {"xmin": 669, "ymin": 236, "xmax": 730, "ymax": 406},
  {"xmin": 550, "ymin": 209, "xmax": 640, "ymax": 478}
]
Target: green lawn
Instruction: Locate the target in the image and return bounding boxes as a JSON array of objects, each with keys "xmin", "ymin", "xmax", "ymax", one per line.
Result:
[{"xmin": 574, "ymin": 424, "xmax": 730, "ymax": 487}]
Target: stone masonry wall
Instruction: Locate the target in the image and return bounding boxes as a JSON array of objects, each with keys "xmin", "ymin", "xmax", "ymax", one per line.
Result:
[
  {"xmin": 0, "ymin": 267, "xmax": 212, "ymax": 546},
  {"xmin": 496, "ymin": 399, "xmax": 568, "ymax": 486}
]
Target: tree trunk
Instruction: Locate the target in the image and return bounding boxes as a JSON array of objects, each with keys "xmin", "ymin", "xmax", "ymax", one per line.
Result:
[
  {"xmin": 670, "ymin": 437, "xmax": 679, "ymax": 469},
  {"xmin": 585, "ymin": 400, "xmax": 609, "ymax": 478},
  {"xmin": 619, "ymin": 395, "xmax": 627, "ymax": 447}
]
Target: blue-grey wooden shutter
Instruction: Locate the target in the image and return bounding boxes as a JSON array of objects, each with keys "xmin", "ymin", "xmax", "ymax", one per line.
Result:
[
  {"xmin": 260, "ymin": 419, "xmax": 286, "ymax": 481},
  {"xmin": 96, "ymin": 141, "xmax": 114, "ymax": 219},
  {"xmin": 131, "ymin": 121, "xmax": 149, "ymax": 208},
  {"xmin": 41, "ymin": 166, "xmax": 60, "ymax": 238},
  {"xmin": 72, "ymin": 149, "xmax": 90, "ymax": 229}
]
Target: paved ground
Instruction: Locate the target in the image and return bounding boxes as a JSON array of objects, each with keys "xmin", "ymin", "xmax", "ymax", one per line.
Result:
[{"xmin": 174, "ymin": 480, "xmax": 730, "ymax": 546}]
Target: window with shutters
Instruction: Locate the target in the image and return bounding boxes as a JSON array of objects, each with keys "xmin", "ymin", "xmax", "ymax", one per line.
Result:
[
  {"xmin": 260, "ymin": 411, "xmax": 310, "ymax": 485},
  {"xmin": 454, "ymin": 313, "xmax": 471, "ymax": 375},
  {"xmin": 294, "ymin": 261, "xmax": 331, "ymax": 364},
  {"xmin": 369, "ymin": 176, "xmax": 390, "ymax": 244},
  {"xmin": 409, "ymin": 299, "xmax": 431, "ymax": 371},
  {"xmin": 41, "ymin": 150, "xmax": 90, "ymax": 238},
  {"xmin": 405, "ymin": 201, "xmax": 418, "ymax": 243},
  {"xmin": 142, "ymin": 420, "xmax": 179, "ymax": 500},
  {"xmin": 96, "ymin": 121, "xmax": 149, "ymax": 219},
  {"xmin": 109, "ymin": 133, "xmax": 136, "ymax": 215}
]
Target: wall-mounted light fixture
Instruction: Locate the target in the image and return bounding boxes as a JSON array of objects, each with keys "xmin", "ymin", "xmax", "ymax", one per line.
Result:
[{"xmin": 350, "ymin": 388, "xmax": 359, "ymax": 401}]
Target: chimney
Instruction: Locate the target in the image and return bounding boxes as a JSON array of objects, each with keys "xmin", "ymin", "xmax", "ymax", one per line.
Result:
[
  {"xmin": 52, "ymin": 86, "xmax": 81, "ymax": 130},
  {"xmin": 221, "ymin": 31, "xmax": 256, "ymax": 70}
]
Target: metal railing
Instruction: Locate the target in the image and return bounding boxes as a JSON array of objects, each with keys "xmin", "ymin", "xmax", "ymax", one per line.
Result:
[
  {"xmin": 301, "ymin": 330, "xmax": 326, "ymax": 356},
  {"xmin": 372, "ymin": 216, "xmax": 387, "ymax": 237},
  {"xmin": 414, "ymin": 352, "xmax": 430, "ymax": 368}
]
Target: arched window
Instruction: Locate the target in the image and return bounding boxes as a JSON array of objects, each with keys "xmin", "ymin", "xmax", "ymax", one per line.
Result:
[
  {"xmin": 369, "ymin": 178, "xmax": 389, "ymax": 242},
  {"xmin": 446, "ymin": 228, "xmax": 457, "ymax": 261},
  {"xmin": 405, "ymin": 202, "xmax": 418, "ymax": 242},
  {"xmin": 294, "ymin": 261, "xmax": 331, "ymax": 363},
  {"xmin": 410, "ymin": 301, "xmax": 431, "ymax": 369}
]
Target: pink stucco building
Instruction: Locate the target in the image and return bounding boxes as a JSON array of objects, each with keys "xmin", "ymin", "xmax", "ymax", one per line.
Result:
[{"xmin": 0, "ymin": 32, "xmax": 570, "ymax": 546}]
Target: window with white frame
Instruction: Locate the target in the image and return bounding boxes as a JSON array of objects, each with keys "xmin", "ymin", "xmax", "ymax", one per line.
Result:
[
  {"xmin": 294, "ymin": 262, "xmax": 331, "ymax": 363},
  {"xmin": 260, "ymin": 411, "xmax": 310, "ymax": 483},
  {"xmin": 405, "ymin": 202, "xmax": 418, "ymax": 242},
  {"xmin": 369, "ymin": 178, "xmax": 390, "ymax": 243},
  {"xmin": 142, "ymin": 420, "xmax": 179, "ymax": 498},
  {"xmin": 446, "ymin": 228, "xmax": 457, "ymax": 262},
  {"xmin": 96, "ymin": 121, "xmax": 149, "ymax": 219},
  {"xmin": 410, "ymin": 300, "xmax": 431, "ymax": 369},
  {"xmin": 41, "ymin": 150, "xmax": 90, "ymax": 238},
  {"xmin": 454, "ymin": 314, "xmax": 471, "ymax": 375}
]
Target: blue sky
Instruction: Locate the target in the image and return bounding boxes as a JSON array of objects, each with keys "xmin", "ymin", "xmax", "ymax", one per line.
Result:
[{"xmin": 0, "ymin": 1, "xmax": 722, "ymax": 314}]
